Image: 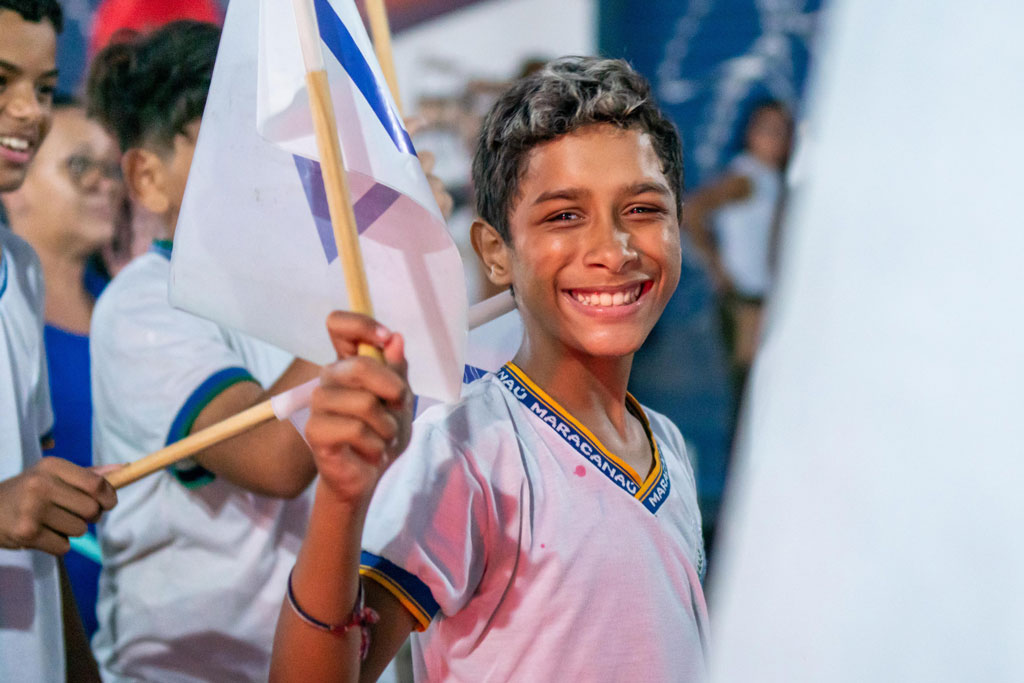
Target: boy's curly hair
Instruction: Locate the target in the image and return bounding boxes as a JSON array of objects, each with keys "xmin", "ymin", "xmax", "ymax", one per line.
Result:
[{"xmin": 472, "ymin": 56, "xmax": 684, "ymax": 242}]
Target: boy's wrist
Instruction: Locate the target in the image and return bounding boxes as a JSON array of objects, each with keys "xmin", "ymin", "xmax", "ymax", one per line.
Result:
[{"xmin": 314, "ymin": 478, "xmax": 377, "ymax": 517}]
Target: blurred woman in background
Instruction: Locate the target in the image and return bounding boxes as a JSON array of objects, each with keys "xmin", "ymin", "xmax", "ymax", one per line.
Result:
[
  {"xmin": 1, "ymin": 98, "xmax": 124, "ymax": 639},
  {"xmin": 684, "ymin": 99, "xmax": 793, "ymax": 399}
]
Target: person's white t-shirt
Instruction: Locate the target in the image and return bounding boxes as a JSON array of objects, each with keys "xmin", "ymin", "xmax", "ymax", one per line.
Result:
[
  {"xmin": 361, "ymin": 362, "xmax": 709, "ymax": 681},
  {"xmin": 0, "ymin": 228, "xmax": 62, "ymax": 683},
  {"xmin": 90, "ymin": 242, "xmax": 311, "ymax": 682},
  {"xmin": 713, "ymin": 152, "xmax": 783, "ymax": 299}
]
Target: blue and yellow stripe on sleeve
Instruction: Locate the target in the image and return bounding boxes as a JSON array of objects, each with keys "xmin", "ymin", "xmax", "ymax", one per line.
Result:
[{"xmin": 359, "ymin": 551, "xmax": 439, "ymax": 631}]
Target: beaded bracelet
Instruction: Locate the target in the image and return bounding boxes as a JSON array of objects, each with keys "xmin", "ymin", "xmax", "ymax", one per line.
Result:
[{"xmin": 286, "ymin": 568, "xmax": 380, "ymax": 660}]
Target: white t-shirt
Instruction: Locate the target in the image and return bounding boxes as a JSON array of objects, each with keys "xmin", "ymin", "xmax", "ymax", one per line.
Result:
[
  {"xmin": 0, "ymin": 228, "xmax": 62, "ymax": 682},
  {"xmin": 713, "ymin": 152, "xmax": 783, "ymax": 298},
  {"xmin": 90, "ymin": 242, "xmax": 311, "ymax": 682},
  {"xmin": 361, "ymin": 362, "xmax": 709, "ymax": 681}
]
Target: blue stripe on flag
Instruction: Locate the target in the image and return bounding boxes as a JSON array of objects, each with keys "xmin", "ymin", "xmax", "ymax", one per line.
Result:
[
  {"xmin": 294, "ymin": 156, "xmax": 402, "ymax": 263},
  {"xmin": 463, "ymin": 364, "xmax": 488, "ymax": 384},
  {"xmin": 313, "ymin": 0, "xmax": 414, "ymax": 155}
]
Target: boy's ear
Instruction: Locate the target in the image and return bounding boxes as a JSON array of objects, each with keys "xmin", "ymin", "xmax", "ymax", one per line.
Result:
[
  {"xmin": 470, "ymin": 218, "xmax": 513, "ymax": 286},
  {"xmin": 122, "ymin": 148, "xmax": 170, "ymax": 215}
]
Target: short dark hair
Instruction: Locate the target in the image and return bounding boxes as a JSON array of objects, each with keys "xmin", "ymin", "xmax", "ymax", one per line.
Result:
[
  {"xmin": 86, "ymin": 20, "xmax": 220, "ymax": 152},
  {"xmin": 742, "ymin": 99, "xmax": 793, "ymax": 144},
  {"xmin": 0, "ymin": 0, "xmax": 63, "ymax": 32},
  {"xmin": 472, "ymin": 56, "xmax": 684, "ymax": 242}
]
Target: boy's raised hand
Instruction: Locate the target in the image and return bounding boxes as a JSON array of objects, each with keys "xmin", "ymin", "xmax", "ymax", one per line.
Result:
[
  {"xmin": 0, "ymin": 458, "xmax": 118, "ymax": 555},
  {"xmin": 305, "ymin": 311, "xmax": 414, "ymax": 506}
]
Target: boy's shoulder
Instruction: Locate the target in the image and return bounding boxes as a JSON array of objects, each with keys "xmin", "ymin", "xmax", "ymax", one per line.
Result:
[
  {"xmin": 93, "ymin": 251, "xmax": 169, "ymax": 319},
  {"xmin": 92, "ymin": 251, "xmax": 211, "ymax": 350},
  {"xmin": 414, "ymin": 373, "xmax": 515, "ymax": 453},
  {"xmin": 0, "ymin": 228, "xmax": 44, "ymax": 308},
  {"xmin": 0, "ymin": 227, "xmax": 38, "ymax": 264}
]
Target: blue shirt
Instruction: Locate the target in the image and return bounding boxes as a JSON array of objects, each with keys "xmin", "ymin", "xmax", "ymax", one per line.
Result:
[{"xmin": 44, "ymin": 324, "xmax": 102, "ymax": 639}]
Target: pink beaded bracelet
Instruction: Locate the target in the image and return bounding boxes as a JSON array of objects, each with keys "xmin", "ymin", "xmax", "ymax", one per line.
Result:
[{"xmin": 287, "ymin": 569, "xmax": 380, "ymax": 660}]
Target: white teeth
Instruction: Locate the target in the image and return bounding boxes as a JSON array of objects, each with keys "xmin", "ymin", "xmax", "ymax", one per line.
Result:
[
  {"xmin": 0, "ymin": 136, "xmax": 30, "ymax": 151},
  {"xmin": 572, "ymin": 283, "xmax": 645, "ymax": 307}
]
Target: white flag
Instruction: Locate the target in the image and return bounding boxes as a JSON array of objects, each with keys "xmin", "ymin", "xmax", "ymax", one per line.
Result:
[
  {"xmin": 710, "ymin": 2, "xmax": 1024, "ymax": 681},
  {"xmin": 171, "ymin": 0, "xmax": 467, "ymax": 402}
]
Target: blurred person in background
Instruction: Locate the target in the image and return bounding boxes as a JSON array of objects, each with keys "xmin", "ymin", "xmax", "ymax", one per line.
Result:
[
  {"xmin": 1, "ymin": 97, "xmax": 124, "ymax": 641},
  {"xmin": 684, "ymin": 99, "xmax": 793, "ymax": 400},
  {"xmin": 412, "ymin": 56, "xmax": 551, "ymax": 306}
]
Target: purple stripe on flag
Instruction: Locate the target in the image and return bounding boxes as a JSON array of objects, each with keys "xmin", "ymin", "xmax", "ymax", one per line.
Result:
[
  {"xmin": 353, "ymin": 182, "xmax": 401, "ymax": 233},
  {"xmin": 294, "ymin": 156, "xmax": 401, "ymax": 263}
]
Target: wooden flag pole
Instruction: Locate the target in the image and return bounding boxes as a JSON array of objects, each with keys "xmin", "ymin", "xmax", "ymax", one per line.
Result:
[
  {"xmin": 294, "ymin": 0, "xmax": 381, "ymax": 359},
  {"xmin": 365, "ymin": 0, "xmax": 403, "ymax": 115},
  {"xmin": 106, "ymin": 400, "xmax": 277, "ymax": 489},
  {"xmin": 105, "ymin": 293, "xmax": 515, "ymax": 488}
]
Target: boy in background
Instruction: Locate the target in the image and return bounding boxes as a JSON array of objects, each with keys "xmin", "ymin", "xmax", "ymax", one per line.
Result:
[
  {"xmin": 86, "ymin": 21, "xmax": 454, "ymax": 680},
  {"xmin": 86, "ymin": 21, "xmax": 321, "ymax": 682},
  {"xmin": 272, "ymin": 56, "xmax": 708, "ymax": 681},
  {"xmin": 0, "ymin": 2, "xmax": 117, "ymax": 680}
]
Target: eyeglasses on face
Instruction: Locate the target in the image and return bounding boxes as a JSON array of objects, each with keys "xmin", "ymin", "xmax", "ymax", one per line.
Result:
[{"xmin": 65, "ymin": 154, "xmax": 122, "ymax": 189}]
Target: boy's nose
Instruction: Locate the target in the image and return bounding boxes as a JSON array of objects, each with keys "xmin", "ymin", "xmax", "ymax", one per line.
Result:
[
  {"xmin": 6, "ymin": 83, "xmax": 46, "ymax": 123},
  {"xmin": 584, "ymin": 214, "xmax": 639, "ymax": 273}
]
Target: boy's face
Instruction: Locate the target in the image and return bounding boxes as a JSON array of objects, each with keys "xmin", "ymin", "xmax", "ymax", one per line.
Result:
[
  {"xmin": 747, "ymin": 107, "xmax": 791, "ymax": 168},
  {"xmin": 0, "ymin": 10, "xmax": 58, "ymax": 193},
  {"xmin": 484, "ymin": 123, "xmax": 681, "ymax": 360}
]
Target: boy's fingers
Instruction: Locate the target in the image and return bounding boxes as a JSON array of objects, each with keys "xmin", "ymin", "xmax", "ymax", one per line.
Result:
[
  {"xmin": 325, "ymin": 311, "xmax": 390, "ymax": 360},
  {"xmin": 310, "ymin": 385, "xmax": 399, "ymax": 444},
  {"xmin": 306, "ymin": 415, "xmax": 389, "ymax": 464},
  {"xmin": 31, "ymin": 528, "xmax": 71, "ymax": 556},
  {"xmin": 46, "ymin": 479, "xmax": 103, "ymax": 525},
  {"xmin": 381, "ymin": 333, "xmax": 408, "ymax": 380},
  {"xmin": 42, "ymin": 457, "xmax": 118, "ymax": 510},
  {"xmin": 42, "ymin": 505, "xmax": 88, "ymax": 539},
  {"xmin": 321, "ymin": 356, "xmax": 406, "ymax": 404}
]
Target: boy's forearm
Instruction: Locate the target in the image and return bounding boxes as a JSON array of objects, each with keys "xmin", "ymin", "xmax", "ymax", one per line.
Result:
[
  {"xmin": 191, "ymin": 359, "xmax": 321, "ymax": 498},
  {"xmin": 271, "ymin": 479, "xmax": 370, "ymax": 682}
]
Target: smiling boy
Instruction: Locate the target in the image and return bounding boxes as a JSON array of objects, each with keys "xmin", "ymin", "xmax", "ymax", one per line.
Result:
[
  {"xmin": 272, "ymin": 57, "xmax": 708, "ymax": 682},
  {"xmin": 0, "ymin": 2, "xmax": 118, "ymax": 681}
]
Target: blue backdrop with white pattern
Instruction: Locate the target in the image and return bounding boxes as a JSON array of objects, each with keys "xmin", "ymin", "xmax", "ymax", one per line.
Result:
[{"xmin": 600, "ymin": 0, "xmax": 823, "ymax": 529}]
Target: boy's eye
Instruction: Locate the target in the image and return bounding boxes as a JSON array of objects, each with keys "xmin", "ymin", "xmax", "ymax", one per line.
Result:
[
  {"xmin": 547, "ymin": 211, "xmax": 580, "ymax": 222},
  {"xmin": 36, "ymin": 83, "xmax": 55, "ymax": 104},
  {"xmin": 627, "ymin": 205, "xmax": 665, "ymax": 216}
]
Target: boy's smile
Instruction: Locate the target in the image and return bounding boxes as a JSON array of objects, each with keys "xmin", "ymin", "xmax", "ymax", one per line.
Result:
[
  {"xmin": 0, "ymin": 10, "xmax": 58, "ymax": 193},
  {"xmin": 492, "ymin": 123, "xmax": 682, "ymax": 361}
]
